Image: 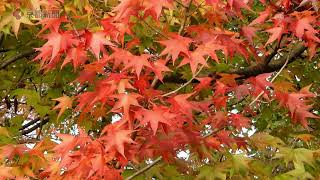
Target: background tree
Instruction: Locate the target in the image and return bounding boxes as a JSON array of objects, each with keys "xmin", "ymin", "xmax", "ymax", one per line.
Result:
[{"xmin": 0, "ymin": 0, "xmax": 319, "ymax": 179}]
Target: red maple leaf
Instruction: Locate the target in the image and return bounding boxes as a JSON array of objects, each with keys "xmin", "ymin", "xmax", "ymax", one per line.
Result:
[
  {"xmin": 35, "ymin": 31, "xmax": 78, "ymax": 62},
  {"xmin": 111, "ymin": 93, "xmax": 142, "ymax": 118},
  {"xmin": 230, "ymin": 114, "xmax": 250, "ymax": 130},
  {"xmin": 290, "ymin": 11, "xmax": 318, "ymax": 39},
  {"xmin": 136, "ymin": 105, "xmax": 176, "ymax": 135},
  {"xmin": 226, "ymin": 0, "xmax": 252, "ymax": 17},
  {"xmin": 53, "ymin": 129, "xmax": 91, "ymax": 156},
  {"xmin": 234, "ymin": 84, "xmax": 251, "ymax": 100},
  {"xmin": 169, "ymin": 93, "xmax": 198, "ymax": 118},
  {"xmin": 100, "ymin": 123, "xmax": 136, "ymax": 157},
  {"xmin": 158, "ymin": 34, "xmax": 193, "ymax": 64},
  {"xmin": 203, "ymin": 111, "xmax": 228, "ymax": 129},
  {"xmin": 179, "ymin": 49, "xmax": 208, "ymax": 75},
  {"xmin": 76, "ymin": 67, "xmax": 101, "ymax": 84},
  {"xmin": 52, "ymin": 95, "xmax": 73, "ymax": 119},
  {"xmin": 76, "ymin": 92, "xmax": 96, "ymax": 111},
  {"xmin": 62, "ymin": 45, "xmax": 88, "ymax": 68},
  {"xmin": 151, "ymin": 59, "xmax": 172, "ymax": 82},
  {"xmin": 108, "ymin": 48, "xmax": 134, "ymax": 69},
  {"xmin": 143, "ymin": 0, "xmax": 173, "ymax": 19},
  {"xmin": 194, "ymin": 77, "xmax": 213, "ymax": 92},
  {"xmin": 275, "ymin": 85, "xmax": 319, "ymax": 128},
  {"xmin": 216, "ymin": 130, "xmax": 234, "ymax": 147},
  {"xmin": 0, "ymin": 144, "xmax": 28, "ymax": 160},
  {"xmin": 112, "ymin": 0, "xmax": 142, "ymax": 21},
  {"xmin": 265, "ymin": 26, "xmax": 285, "ymax": 46},
  {"xmin": 214, "ymin": 81, "xmax": 229, "ymax": 96},
  {"xmin": 247, "ymin": 73, "xmax": 273, "ymax": 96},
  {"xmin": 85, "ymin": 30, "xmax": 114, "ymax": 59},
  {"xmin": 196, "ymin": 42, "xmax": 226, "ymax": 63},
  {"xmin": 249, "ymin": 7, "xmax": 273, "ymax": 26},
  {"xmin": 241, "ymin": 26, "xmax": 257, "ymax": 44},
  {"xmin": 37, "ymin": 16, "xmax": 69, "ymax": 35},
  {"xmin": 123, "ymin": 54, "xmax": 153, "ymax": 78},
  {"xmin": 204, "ymin": 137, "xmax": 221, "ymax": 150}
]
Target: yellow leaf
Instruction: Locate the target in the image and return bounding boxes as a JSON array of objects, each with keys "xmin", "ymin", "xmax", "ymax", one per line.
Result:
[
  {"xmin": 273, "ymin": 81, "xmax": 296, "ymax": 92},
  {"xmin": 296, "ymin": 134, "xmax": 315, "ymax": 142},
  {"xmin": 250, "ymin": 132, "xmax": 284, "ymax": 150},
  {"xmin": 52, "ymin": 95, "xmax": 73, "ymax": 119},
  {"xmin": 0, "ymin": 10, "xmax": 33, "ymax": 37},
  {"xmin": 0, "ymin": 127, "xmax": 10, "ymax": 137},
  {"xmin": 30, "ymin": 0, "xmax": 41, "ymax": 10}
]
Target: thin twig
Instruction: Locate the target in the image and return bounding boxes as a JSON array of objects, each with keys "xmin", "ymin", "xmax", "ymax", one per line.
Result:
[
  {"xmin": 178, "ymin": 0, "xmax": 193, "ymax": 35},
  {"xmin": 249, "ymin": 50, "xmax": 292, "ymax": 106},
  {"xmin": 174, "ymin": 0, "xmax": 188, "ymax": 8},
  {"xmin": 142, "ymin": 20, "xmax": 169, "ymax": 39},
  {"xmin": 162, "ymin": 58, "xmax": 208, "ymax": 97},
  {"xmin": 125, "ymin": 156, "xmax": 163, "ymax": 180},
  {"xmin": 187, "ymin": 0, "xmax": 206, "ymax": 17},
  {"xmin": 151, "ymin": 77, "xmax": 159, "ymax": 88}
]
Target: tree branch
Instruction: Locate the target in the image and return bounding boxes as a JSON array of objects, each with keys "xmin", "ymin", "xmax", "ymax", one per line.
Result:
[
  {"xmin": 0, "ymin": 32, "xmax": 4, "ymax": 47},
  {"xmin": 20, "ymin": 117, "xmax": 41, "ymax": 130},
  {"xmin": 228, "ymin": 43, "xmax": 306, "ymax": 77},
  {"xmin": 125, "ymin": 157, "xmax": 163, "ymax": 180},
  {"xmin": 0, "ymin": 49, "xmax": 35, "ymax": 69},
  {"xmin": 20, "ymin": 116, "xmax": 49, "ymax": 136},
  {"xmin": 159, "ymin": 43, "xmax": 307, "ymax": 86}
]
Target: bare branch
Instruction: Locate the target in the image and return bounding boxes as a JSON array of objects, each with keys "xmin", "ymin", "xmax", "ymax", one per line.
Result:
[
  {"xmin": 20, "ymin": 117, "xmax": 41, "ymax": 130},
  {"xmin": 0, "ymin": 49, "xmax": 35, "ymax": 69},
  {"xmin": 228, "ymin": 43, "xmax": 306, "ymax": 77},
  {"xmin": 21, "ymin": 116, "xmax": 49, "ymax": 136}
]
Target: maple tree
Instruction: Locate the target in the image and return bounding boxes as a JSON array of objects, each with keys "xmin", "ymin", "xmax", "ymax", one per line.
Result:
[{"xmin": 0, "ymin": 0, "xmax": 320, "ymax": 179}]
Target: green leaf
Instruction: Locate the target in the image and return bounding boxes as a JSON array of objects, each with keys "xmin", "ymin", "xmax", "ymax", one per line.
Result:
[
  {"xmin": 250, "ymin": 133, "xmax": 284, "ymax": 150},
  {"xmin": 275, "ymin": 162, "xmax": 313, "ymax": 180},
  {"xmin": 275, "ymin": 148, "xmax": 316, "ymax": 167},
  {"xmin": 230, "ymin": 154, "xmax": 251, "ymax": 176},
  {"xmin": 249, "ymin": 160, "xmax": 272, "ymax": 176},
  {"xmin": 197, "ymin": 165, "xmax": 227, "ymax": 180}
]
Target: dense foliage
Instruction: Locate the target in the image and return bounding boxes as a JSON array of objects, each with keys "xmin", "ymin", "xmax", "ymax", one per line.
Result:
[{"xmin": 0, "ymin": 0, "xmax": 320, "ymax": 179}]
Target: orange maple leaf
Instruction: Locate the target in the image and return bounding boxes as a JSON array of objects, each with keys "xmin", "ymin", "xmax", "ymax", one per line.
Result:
[{"xmin": 52, "ymin": 95, "xmax": 73, "ymax": 119}]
